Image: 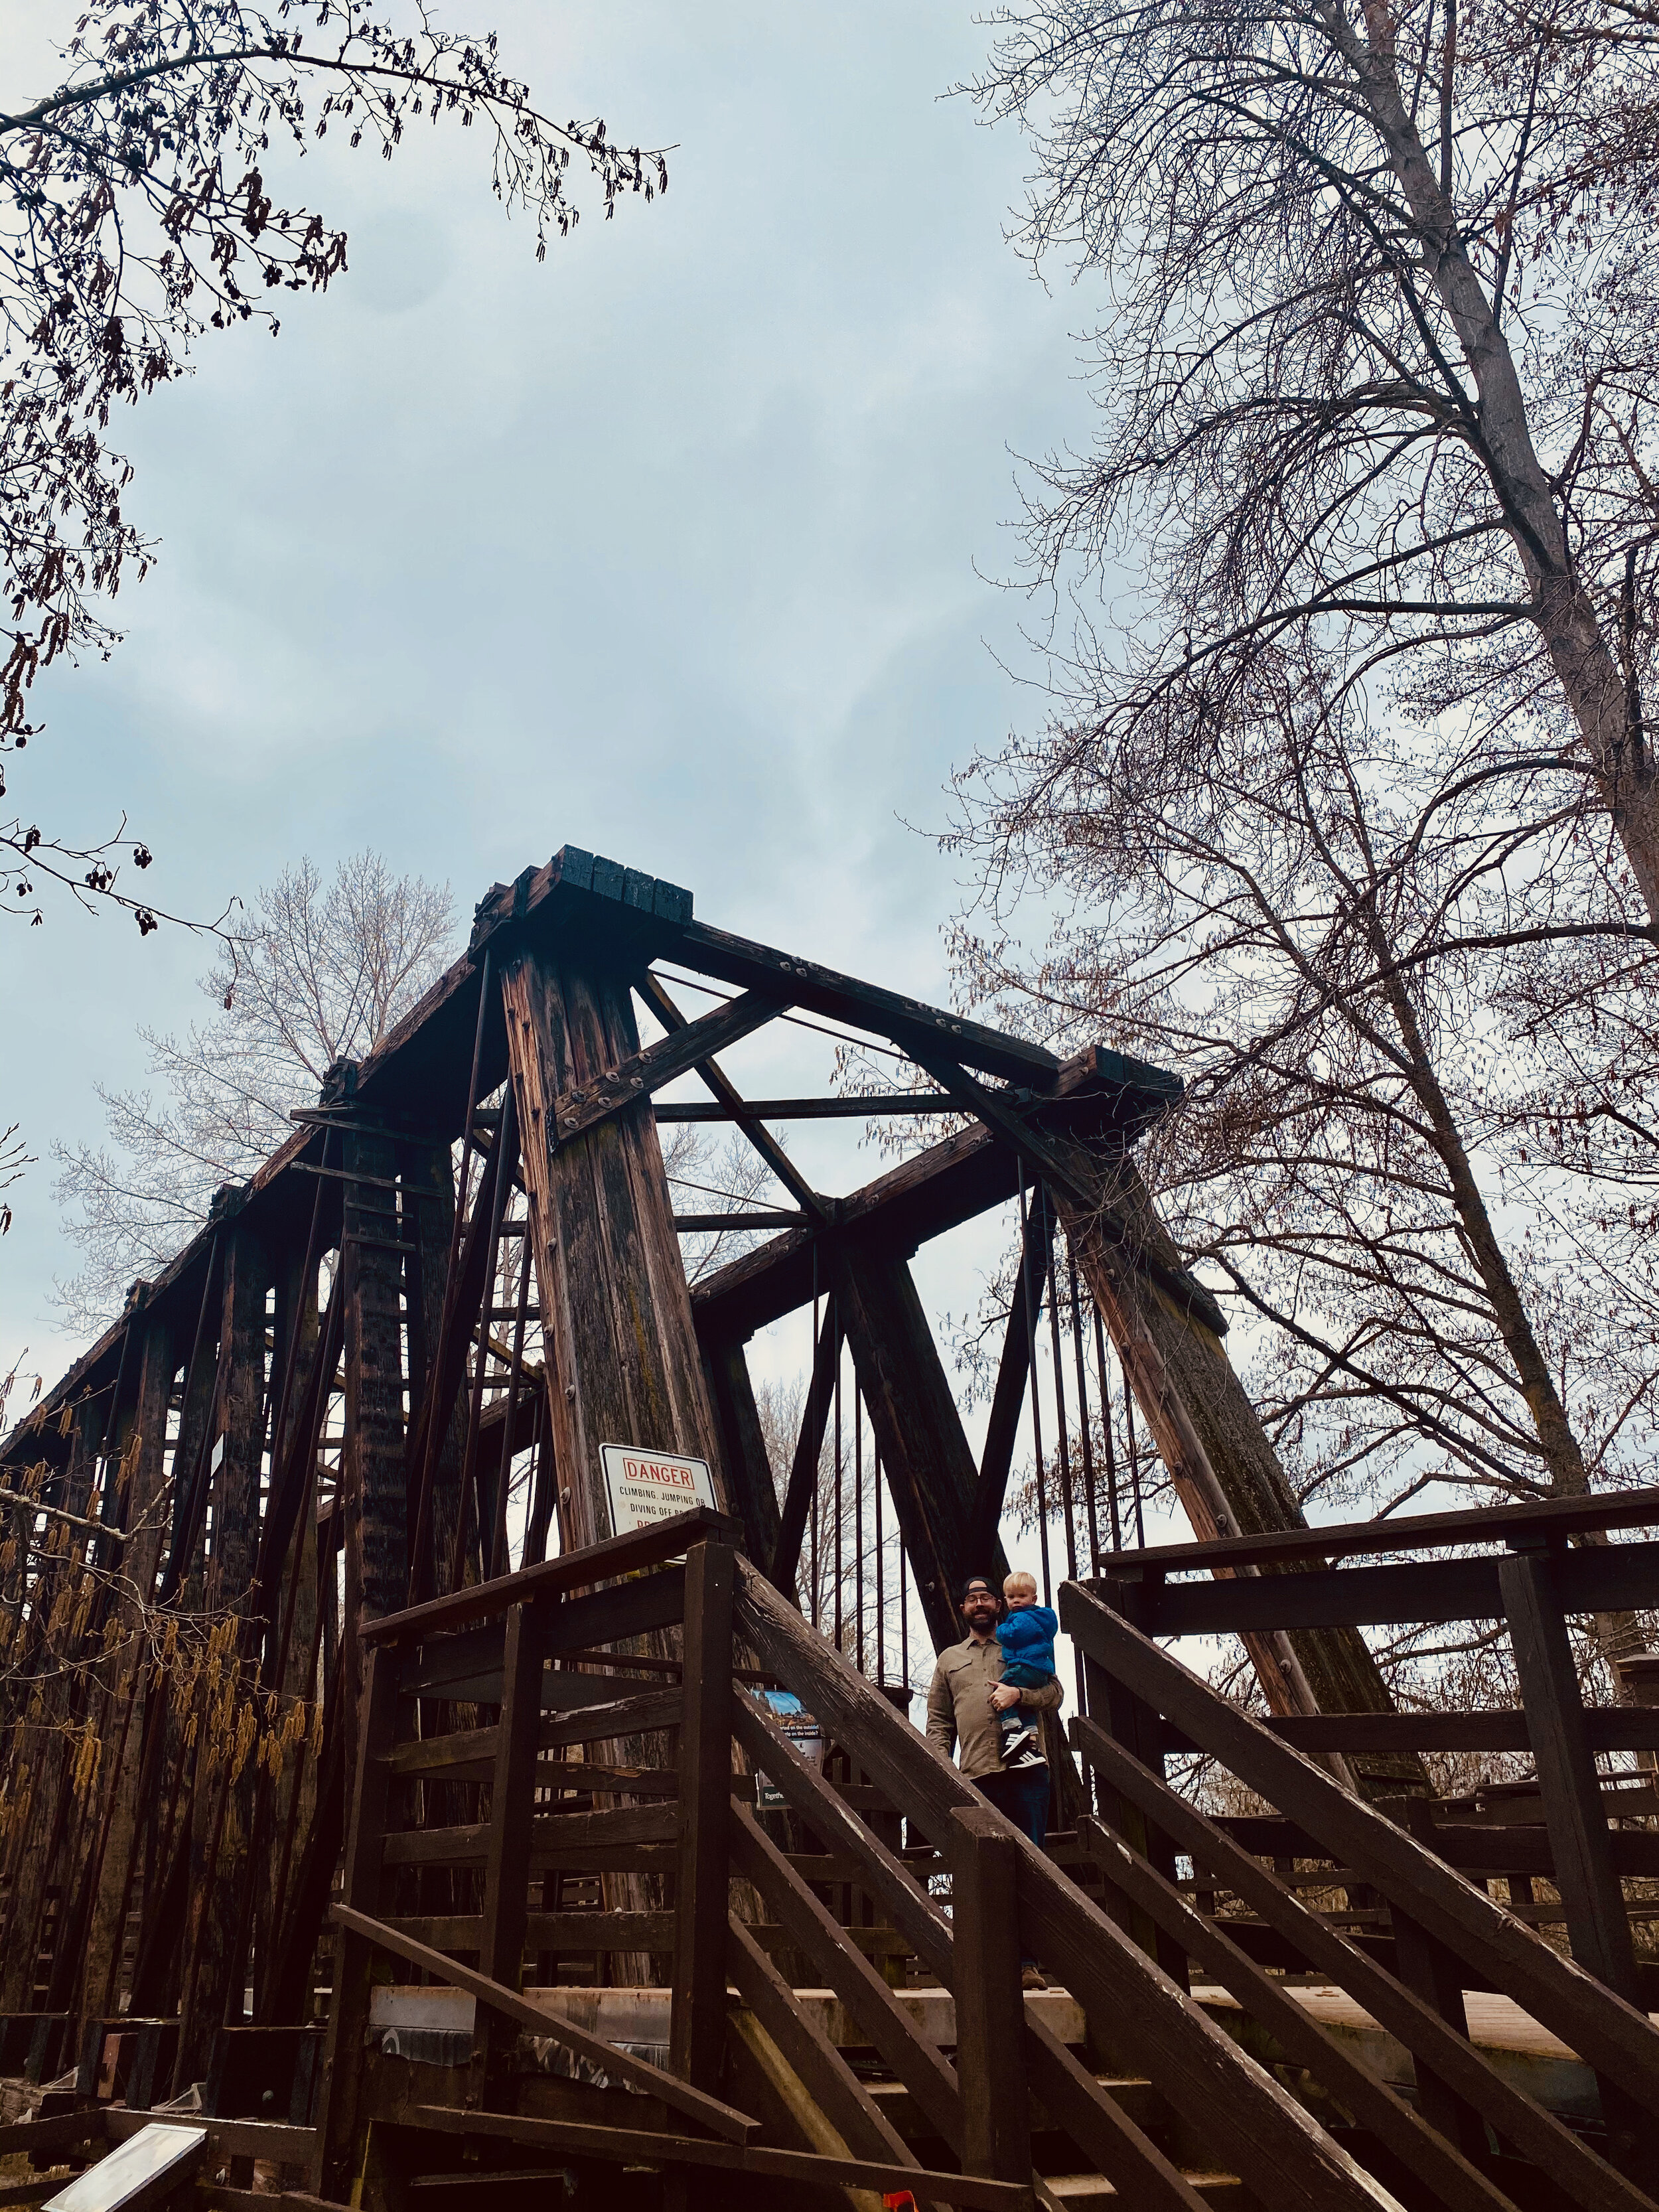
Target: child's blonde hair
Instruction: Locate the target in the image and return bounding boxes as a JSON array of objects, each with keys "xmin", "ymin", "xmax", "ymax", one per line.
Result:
[{"xmin": 1003, "ymin": 1570, "xmax": 1039, "ymax": 1601}]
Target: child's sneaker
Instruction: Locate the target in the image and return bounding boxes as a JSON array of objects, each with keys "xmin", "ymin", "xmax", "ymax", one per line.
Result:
[{"xmin": 999, "ymin": 1715, "xmax": 1039, "ymax": 1763}]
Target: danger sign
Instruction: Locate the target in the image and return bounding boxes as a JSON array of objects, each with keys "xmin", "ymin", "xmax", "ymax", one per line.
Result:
[{"xmin": 599, "ymin": 1442, "xmax": 717, "ymax": 1538}]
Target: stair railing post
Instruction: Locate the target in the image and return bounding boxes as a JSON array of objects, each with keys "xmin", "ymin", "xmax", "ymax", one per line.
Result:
[
  {"xmin": 670, "ymin": 1539, "xmax": 736, "ymax": 2093},
  {"xmin": 315, "ymin": 1639, "xmax": 401, "ymax": 2199},
  {"xmin": 1500, "ymin": 1538, "xmax": 1650, "ymax": 2181},
  {"xmin": 950, "ymin": 1803, "xmax": 1031, "ymax": 2185},
  {"xmin": 1084, "ymin": 1572, "xmax": 1189, "ymax": 1993},
  {"xmin": 472, "ymin": 1593, "xmax": 551, "ymax": 2110},
  {"xmin": 1498, "ymin": 1540, "xmax": 1640, "ymax": 2002}
]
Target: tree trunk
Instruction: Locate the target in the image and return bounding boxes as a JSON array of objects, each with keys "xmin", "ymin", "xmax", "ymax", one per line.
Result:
[
  {"xmin": 1331, "ymin": 0, "xmax": 1659, "ymax": 915},
  {"xmin": 1381, "ymin": 973, "xmax": 1648, "ymax": 1676},
  {"xmin": 1062, "ymin": 1140, "xmax": 1429, "ymax": 1799}
]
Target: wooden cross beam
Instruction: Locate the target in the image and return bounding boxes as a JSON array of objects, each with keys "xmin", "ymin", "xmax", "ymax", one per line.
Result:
[
  {"xmin": 636, "ymin": 968, "xmax": 828, "ymax": 1222},
  {"xmin": 552, "ymin": 986, "xmax": 785, "ymax": 1146}
]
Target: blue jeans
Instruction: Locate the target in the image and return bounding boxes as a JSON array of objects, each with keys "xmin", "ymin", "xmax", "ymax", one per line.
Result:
[{"xmin": 973, "ymin": 1763, "xmax": 1050, "ymax": 1968}]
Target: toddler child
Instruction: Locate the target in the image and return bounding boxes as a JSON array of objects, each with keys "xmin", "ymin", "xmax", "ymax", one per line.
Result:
[{"xmin": 994, "ymin": 1570, "xmax": 1058, "ymax": 1763}]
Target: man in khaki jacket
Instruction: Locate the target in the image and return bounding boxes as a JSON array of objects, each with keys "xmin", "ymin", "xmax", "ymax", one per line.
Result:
[{"xmin": 924, "ymin": 1574, "xmax": 1062, "ymax": 1987}]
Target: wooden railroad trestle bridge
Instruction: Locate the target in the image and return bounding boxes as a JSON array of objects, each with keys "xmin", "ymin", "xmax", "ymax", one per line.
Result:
[{"xmin": 1, "ymin": 846, "xmax": 1658, "ymax": 2210}]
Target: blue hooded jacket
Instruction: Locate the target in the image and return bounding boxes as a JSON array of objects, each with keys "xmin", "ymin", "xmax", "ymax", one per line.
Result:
[{"xmin": 995, "ymin": 1602, "xmax": 1058, "ymax": 1685}]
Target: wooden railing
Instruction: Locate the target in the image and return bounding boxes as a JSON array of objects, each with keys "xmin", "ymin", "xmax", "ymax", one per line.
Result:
[
  {"xmin": 735, "ymin": 1558, "xmax": 1441, "ymax": 2212},
  {"xmin": 1088, "ymin": 1485, "xmax": 1659, "ymax": 2010},
  {"xmin": 307, "ymin": 1507, "xmax": 1659, "ymax": 2212}
]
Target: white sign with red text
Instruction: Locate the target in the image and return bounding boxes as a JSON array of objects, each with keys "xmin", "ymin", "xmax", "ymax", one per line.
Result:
[{"xmin": 599, "ymin": 1442, "xmax": 717, "ymax": 1538}]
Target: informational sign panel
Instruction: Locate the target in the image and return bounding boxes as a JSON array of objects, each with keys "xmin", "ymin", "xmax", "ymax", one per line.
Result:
[
  {"xmin": 599, "ymin": 1442, "xmax": 717, "ymax": 1538},
  {"xmin": 752, "ymin": 1688, "xmax": 824, "ymax": 1810}
]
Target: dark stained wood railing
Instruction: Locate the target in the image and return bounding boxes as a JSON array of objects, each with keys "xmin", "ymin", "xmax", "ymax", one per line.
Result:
[
  {"xmin": 733, "ymin": 1558, "xmax": 1421, "ymax": 2212},
  {"xmin": 1060, "ymin": 1572, "xmax": 1659, "ymax": 2205}
]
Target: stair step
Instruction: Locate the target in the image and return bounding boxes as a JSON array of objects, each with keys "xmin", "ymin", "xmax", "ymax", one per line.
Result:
[
  {"xmin": 1043, "ymin": 2175, "xmax": 1246, "ymax": 2207},
  {"xmin": 868, "ymin": 2074, "xmax": 1167, "ymax": 2140}
]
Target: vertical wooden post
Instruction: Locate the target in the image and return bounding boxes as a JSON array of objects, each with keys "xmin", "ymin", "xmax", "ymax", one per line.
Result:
[
  {"xmin": 1081, "ymin": 1578, "xmax": 1189, "ymax": 1994},
  {"xmin": 83, "ymin": 1313, "xmax": 177, "ymax": 2016},
  {"xmin": 670, "ymin": 1540, "xmax": 736, "ymax": 2093},
  {"xmin": 501, "ymin": 941, "xmax": 729, "ymax": 1978},
  {"xmin": 177, "ymin": 1223, "xmax": 271, "ymax": 2085},
  {"xmin": 699, "ymin": 1331, "xmax": 780, "ymax": 1568},
  {"xmin": 1499, "ymin": 1544, "xmax": 1639, "ymax": 2002},
  {"xmin": 404, "ymin": 1140, "xmax": 469, "ymax": 1600},
  {"xmin": 500, "ymin": 944, "xmax": 726, "ymax": 1546},
  {"xmin": 950, "ymin": 1804, "xmax": 1031, "ymax": 2184},
  {"xmin": 832, "ymin": 1240, "xmax": 1004, "ymax": 1649},
  {"xmin": 473, "ymin": 1599, "xmax": 549, "ymax": 2108},
  {"xmin": 340, "ymin": 1126, "xmax": 407, "ymax": 1799},
  {"xmin": 317, "ymin": 1642, "xmax": 399, "ymax": 2200}
]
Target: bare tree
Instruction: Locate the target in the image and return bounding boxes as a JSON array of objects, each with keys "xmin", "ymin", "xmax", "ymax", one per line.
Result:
[
  {"xmin": 953, "ymin": 642, "xmax": 1659, "ymax": 1671},
  {"xmin": 2, "ymin": 0, "xmax": 665, "ymax": 922},
  {"xmin": 959, "ymin": 0, "xmax": 1659, "ymax": 922},
  {"xmin": 52, "ymin": 849, "xmax": 455, "ymax": 1327},
  {"xmin": 0, "ymin": 1125, "xmax": 28, "ymax": 1238},
  {"xmin": 664, "ymin": 1122, "xmax": 781, "ymax": 1286}
]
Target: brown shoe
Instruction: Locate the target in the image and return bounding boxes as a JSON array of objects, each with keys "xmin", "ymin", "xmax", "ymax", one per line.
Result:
[{"xmin": 1021, "ymin": 1966, "xmax": 1048, "ymax": 1991}]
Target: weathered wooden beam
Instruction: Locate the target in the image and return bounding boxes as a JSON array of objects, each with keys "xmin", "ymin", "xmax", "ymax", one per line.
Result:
[
  {"xmin": 657, "ymin": 1092, "xmax": 959, "ymax": 1120},
  {"xmin": 831, "ymin": 1240, "xmax": 1007, "ymax": 1648},
  {"xmin": 1058, "ymin": 1157, "xmax": 1418, "ymax": 1779},
  {"xmin": 553, "ymin": 987, "xmax": 784, "ymax": 1146},
  {"xmin": 699, "ymin": 1331, "xmax": 780, "ymax": 1568},
  {"xmin": 672, "ymin": 915, "xmax": 1063, "ymax": 1088},
  {"xmin": 500, "ymin": 941, "xmax": 731, "ymax": 1981},
  {"xmin": 965, "ymin": 1188, "xmax": 1054, "ymax": 1573},
  {"xmin": 669, "ymin": 1542, "xmax": 736, "ymax": 2093},
  {"xmin": 1098, "ymin": 1481, "xmax": 1659, "ymax": 1575},
  {"xmin": 178, "ymin": 1222, "xmax": 271, "ymax": 2089},
  {"xmin": 768, "ymin": 1295, "xmax": 841, "ymax": 1601},
  {"xmin": 339, "ymin": 1127, "xmax": 406, "ymax": 1801},
  {"xmin": 1112, "ymin": 1543, "xmax": 1659, "ymax": 1637},
  {"xmin": 402, "ymin": 1137, "xmax": 469, "ymax": 1607},
  {"xmin": 1269, "ymin": 1708, "xmax": 1659, "ymax": 1752},
  {"xmin": 366, "ymin": 1509, "xmax": 728, "ymax": 1645},
  {"xmin": 501, "ymin": 948, "xmax": 727, "ymax": 1548}
]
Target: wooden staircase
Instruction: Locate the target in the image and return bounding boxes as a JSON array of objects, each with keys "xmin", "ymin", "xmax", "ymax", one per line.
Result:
[
  {"xmin": 7, "ymin": 1509, "xmax": 1658, "ymax": 2209},
  {"xmin": 224, "ymin": 1509, "xmax": 1641, "ymax": 2211}
]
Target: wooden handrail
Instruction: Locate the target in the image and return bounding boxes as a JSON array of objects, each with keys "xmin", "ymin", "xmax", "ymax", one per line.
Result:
[
  {"xmin": 1072, "ymin": 1715, "xmax": 1650, "ymax": 2212},
  {"xmin": 732, "ymin": 1560, "xmax": 1412, "ymax": 2212},
  {"xmin": 364, "ymin": 1505, "xmax": 740, "ymax": 1643},
  {"xmin": 328, "ymin": 1903, "xmax": 755, "ymax": 2142},
  {"xmin": 731, "ymin": 1692, "xmax": 1215, "ymax": 2209},
  {"xmin": 1090, "ymin": 1483, "xmax": 1659, "ymax": 1578},
  {"xmin": 1060, "ymin": 1580, "xmax": 1659, "ymax": 2115}
]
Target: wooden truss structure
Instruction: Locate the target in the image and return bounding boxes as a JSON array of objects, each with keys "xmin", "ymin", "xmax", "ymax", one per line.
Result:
[{"xmin": 1, "ymin": 847, "xmax": 1657, "ymax": 2209}]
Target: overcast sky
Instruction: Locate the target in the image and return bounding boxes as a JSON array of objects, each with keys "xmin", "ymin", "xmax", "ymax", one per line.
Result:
[{"xmin": 0, "ymin": 3, "xmax": 1106, "ymax": 1428}]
